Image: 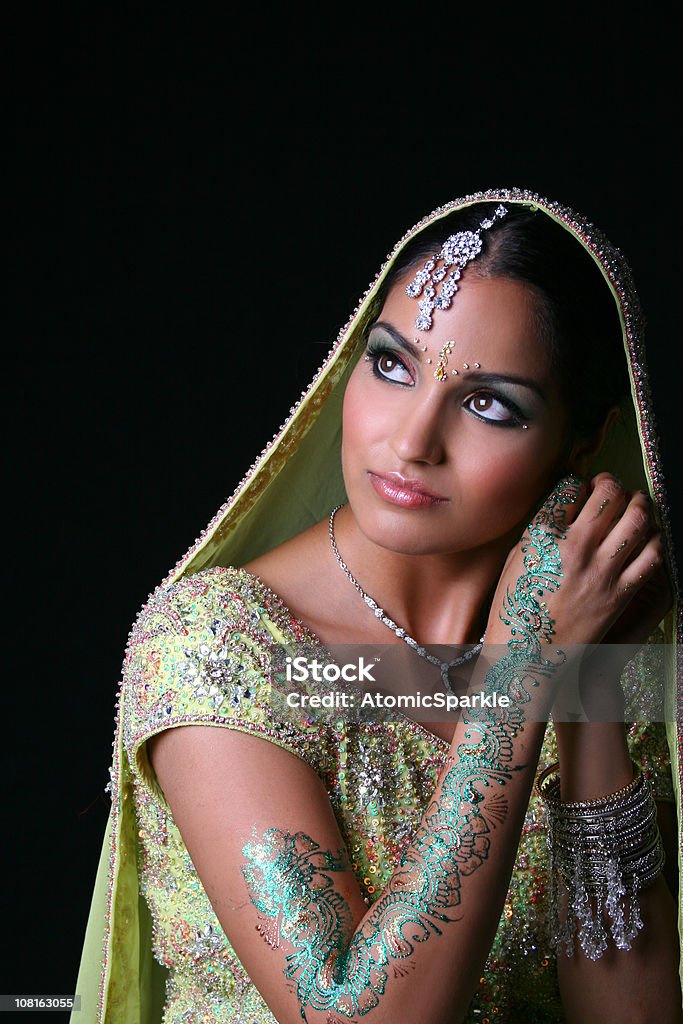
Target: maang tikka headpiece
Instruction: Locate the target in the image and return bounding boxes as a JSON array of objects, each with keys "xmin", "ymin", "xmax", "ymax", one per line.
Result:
[{"xmin": 406, "ymin": 204, "xmax": 508, "ymax": 331}]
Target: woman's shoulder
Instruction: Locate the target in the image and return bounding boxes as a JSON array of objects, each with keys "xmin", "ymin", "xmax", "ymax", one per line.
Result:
[
  {"xmin": 121, "ymin": 564, "xmax": 334, "ymax": 792},
  {"xmin": 127, "ymin": 565, "xmax": 317, "ymax": 656}
]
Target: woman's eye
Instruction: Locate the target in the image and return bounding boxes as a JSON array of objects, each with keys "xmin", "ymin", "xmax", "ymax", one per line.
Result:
[
  {"xmin": 466, "ymin": 392, "xmax": 520, "ymax": 425},
  {"xmin": 369, "ymin": 348, "xmax": 413, "ymax": 384}
]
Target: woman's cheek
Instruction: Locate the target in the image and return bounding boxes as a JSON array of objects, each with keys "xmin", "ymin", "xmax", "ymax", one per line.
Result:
[
  {"xmin": 342, "ymin": 373, "xmax": 391, "ymax": 462},
  {"xmin": 469, "ymin": 443, "xmax": 559, "ymax": 529}
]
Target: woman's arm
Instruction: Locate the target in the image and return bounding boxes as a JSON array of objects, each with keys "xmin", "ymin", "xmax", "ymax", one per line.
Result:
[
  {"xmin": 549, "ymin": 475, "xmax": 682, "ymax": 1022},
  {"xmin": 553, "ymin": 721, "xmax": 682, "ymax": 1024},
  {"xmin": 149, "ymin": 705, "xmax": 550, "ymax": 1024}
]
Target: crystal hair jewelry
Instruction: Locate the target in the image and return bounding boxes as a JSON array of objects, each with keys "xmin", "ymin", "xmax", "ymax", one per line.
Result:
[
  {"xmin": 406, "ymin": 204, "xmax": 508, "ymax": 331},
  {"xmin": 536, "ymin": 761, "xmax": 664, "ymax": 960},
  {"xmin": 329, "ymin": 506, "xmax": 484, "ymax": 696}
]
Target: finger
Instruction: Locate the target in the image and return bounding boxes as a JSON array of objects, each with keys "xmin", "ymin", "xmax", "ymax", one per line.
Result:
[
  {"xmin": 617, "ymin": 533, "xmax": 668, "ymax": 596},
  {"xmin": 531, "ymin": 474, "xmax": 586, "ymax": 536},
  {"xmin": 578, "ymin": 472, "xmax": 629, "ymax": 539},
  {"xmin": 598, "ymin": 491, "xmax": 654, "ymax": 569}
]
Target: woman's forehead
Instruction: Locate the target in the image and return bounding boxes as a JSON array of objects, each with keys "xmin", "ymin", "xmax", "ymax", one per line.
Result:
[
  {"xmin": 375, "ymin": 274, "xmax": 559, "ymax": 393},
  {"xmin": 382, "ymin": 274, "xmax": 545, "ymax": 349}
]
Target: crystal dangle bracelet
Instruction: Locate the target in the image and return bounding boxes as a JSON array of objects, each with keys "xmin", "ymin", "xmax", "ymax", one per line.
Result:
[{"xmin": 536, "ymin": 761, "xmax": 665, "ymax": 960}]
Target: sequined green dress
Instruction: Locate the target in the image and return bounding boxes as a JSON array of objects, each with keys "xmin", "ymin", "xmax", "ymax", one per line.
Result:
[
  {"xmin": 119, "ymin": 566, "xmax": 673, "ymax": 1024},
  {"xmin": 71, "ymin": 189, "xmax": 682, "ymax": 1023}
]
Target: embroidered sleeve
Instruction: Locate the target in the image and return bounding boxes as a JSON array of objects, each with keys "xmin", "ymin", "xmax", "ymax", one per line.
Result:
[
  {"xmin": 622, "ymin": 630, "xmax": 675, "ymax": 802},
  {"xmin": 627, "ymin": 721, "xmax": 674, "ymax": 801},
  {"xmin": 121, "ymin": 568, "xmax": 329, "ymax": 811}
]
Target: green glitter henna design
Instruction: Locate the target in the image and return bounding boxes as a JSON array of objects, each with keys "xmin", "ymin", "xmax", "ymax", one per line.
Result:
[
  {"xmin": 500, "ymin": 479, "xmax": 578, "ymax": 655},
  {"xmin": 242, "ymin": 477, "xmax": 583, "ymax": 1020}
]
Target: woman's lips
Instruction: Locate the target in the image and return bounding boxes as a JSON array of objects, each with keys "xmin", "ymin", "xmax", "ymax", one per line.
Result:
[{"xmin": 368, "ymin": 472, "xmax": 448, "ymax": 508}]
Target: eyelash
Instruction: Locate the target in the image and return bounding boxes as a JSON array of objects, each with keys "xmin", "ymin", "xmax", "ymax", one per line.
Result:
[
  {"xmin": 466, "ymin": 393, "xmax": 525, "ymax": 428},
  {"xmin": 365, "ymin": 342, "xmax": 528, "ymax": 429},
  {"xmin": 366, "ymin": 342, "xmax": 414, "ymax": 384}
]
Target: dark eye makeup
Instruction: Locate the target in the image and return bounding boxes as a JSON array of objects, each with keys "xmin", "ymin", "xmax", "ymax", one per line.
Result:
[
  {"xmin": 364, "ymin": 335, "xmax": 531, "ymax": 430},
  {"xmin": 463, "ymin": 391, "xmax": 526, "ymax": 428},
  {"xmin": 366, "ymin": 335, "xmax": 414, "ymax": 385}
]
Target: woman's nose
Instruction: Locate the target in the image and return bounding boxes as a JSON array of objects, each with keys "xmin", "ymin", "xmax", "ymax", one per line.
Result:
[{"xmin": 389, "ymin": 393, "xmax": 446, "ymax": 465}]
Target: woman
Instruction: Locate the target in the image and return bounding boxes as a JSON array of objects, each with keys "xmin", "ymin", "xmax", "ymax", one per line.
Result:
[{"xmin": 72, "ymin": 189, "xmax": 682, "ymax": 1022}]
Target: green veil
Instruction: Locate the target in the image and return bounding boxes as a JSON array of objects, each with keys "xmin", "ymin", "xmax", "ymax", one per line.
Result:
[{"xmin": 71, "ymin": 189, "xmax": 682, "ymax": 1022}]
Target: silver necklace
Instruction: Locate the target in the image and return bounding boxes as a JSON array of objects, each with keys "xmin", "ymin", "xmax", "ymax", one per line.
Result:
[{"xmin": 328, "ymin": 505, "xmax": 485, "ymax": 697}]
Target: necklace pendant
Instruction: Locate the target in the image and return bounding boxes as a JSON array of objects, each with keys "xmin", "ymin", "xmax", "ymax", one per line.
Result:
[{"xmin": 441, "ymin": 665, "xmax": 457, "ymax": 698}]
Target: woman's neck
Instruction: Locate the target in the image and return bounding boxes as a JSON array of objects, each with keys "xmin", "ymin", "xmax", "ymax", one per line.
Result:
[
  {"xmin": 243, "ymin": 504, "xmax": 519, "ymax": 648},
  {"xmin": 325, "ymin": 504, "xmax": 516, "ymax": 646}
]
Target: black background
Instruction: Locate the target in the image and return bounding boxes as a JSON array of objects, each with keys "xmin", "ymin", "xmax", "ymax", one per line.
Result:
[{"xmin": 7, "ymin": 8, "xmax": 682, "ymax": 1017}]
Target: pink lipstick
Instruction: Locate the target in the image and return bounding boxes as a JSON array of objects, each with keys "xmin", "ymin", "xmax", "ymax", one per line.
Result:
[{"xmin": 368, "ymin": 472, "xmax": 448, "ymax": 508}]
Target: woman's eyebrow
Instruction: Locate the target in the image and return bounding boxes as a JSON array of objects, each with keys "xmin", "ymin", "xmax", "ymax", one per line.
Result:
[
  {"xmin": 466, "ymin": 371, "xmax": 548, "ymax": 404},
  {"xmin": 369, "ymin": 321, "xmax": 422, "ymax": 359}
]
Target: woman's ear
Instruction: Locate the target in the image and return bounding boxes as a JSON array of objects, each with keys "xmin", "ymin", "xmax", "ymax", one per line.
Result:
[{"xmin": 566, "ymin": 406, "xmax": 621, "ymax": 476}]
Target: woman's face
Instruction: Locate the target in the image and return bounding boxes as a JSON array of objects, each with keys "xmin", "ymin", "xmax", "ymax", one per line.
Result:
[{"xmin": 341, "ymin": 272, "xmax": 572, "ymax": 559}]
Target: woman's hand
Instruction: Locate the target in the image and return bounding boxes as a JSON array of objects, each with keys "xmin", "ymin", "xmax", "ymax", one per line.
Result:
[{"xmin": 485, "ymin": 472, "xmax": 669, "ymax": 654}]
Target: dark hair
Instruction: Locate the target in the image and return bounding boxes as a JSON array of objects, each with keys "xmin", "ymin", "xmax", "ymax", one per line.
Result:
[{"xmin": 382, "ymin": 203, "xmax": 630, "ymax": 443}]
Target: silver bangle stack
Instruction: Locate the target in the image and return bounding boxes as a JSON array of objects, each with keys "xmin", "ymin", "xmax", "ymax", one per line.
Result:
[{"xmin": 536, "ymin": 761, "xmax": 664, "ymax": 961}]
